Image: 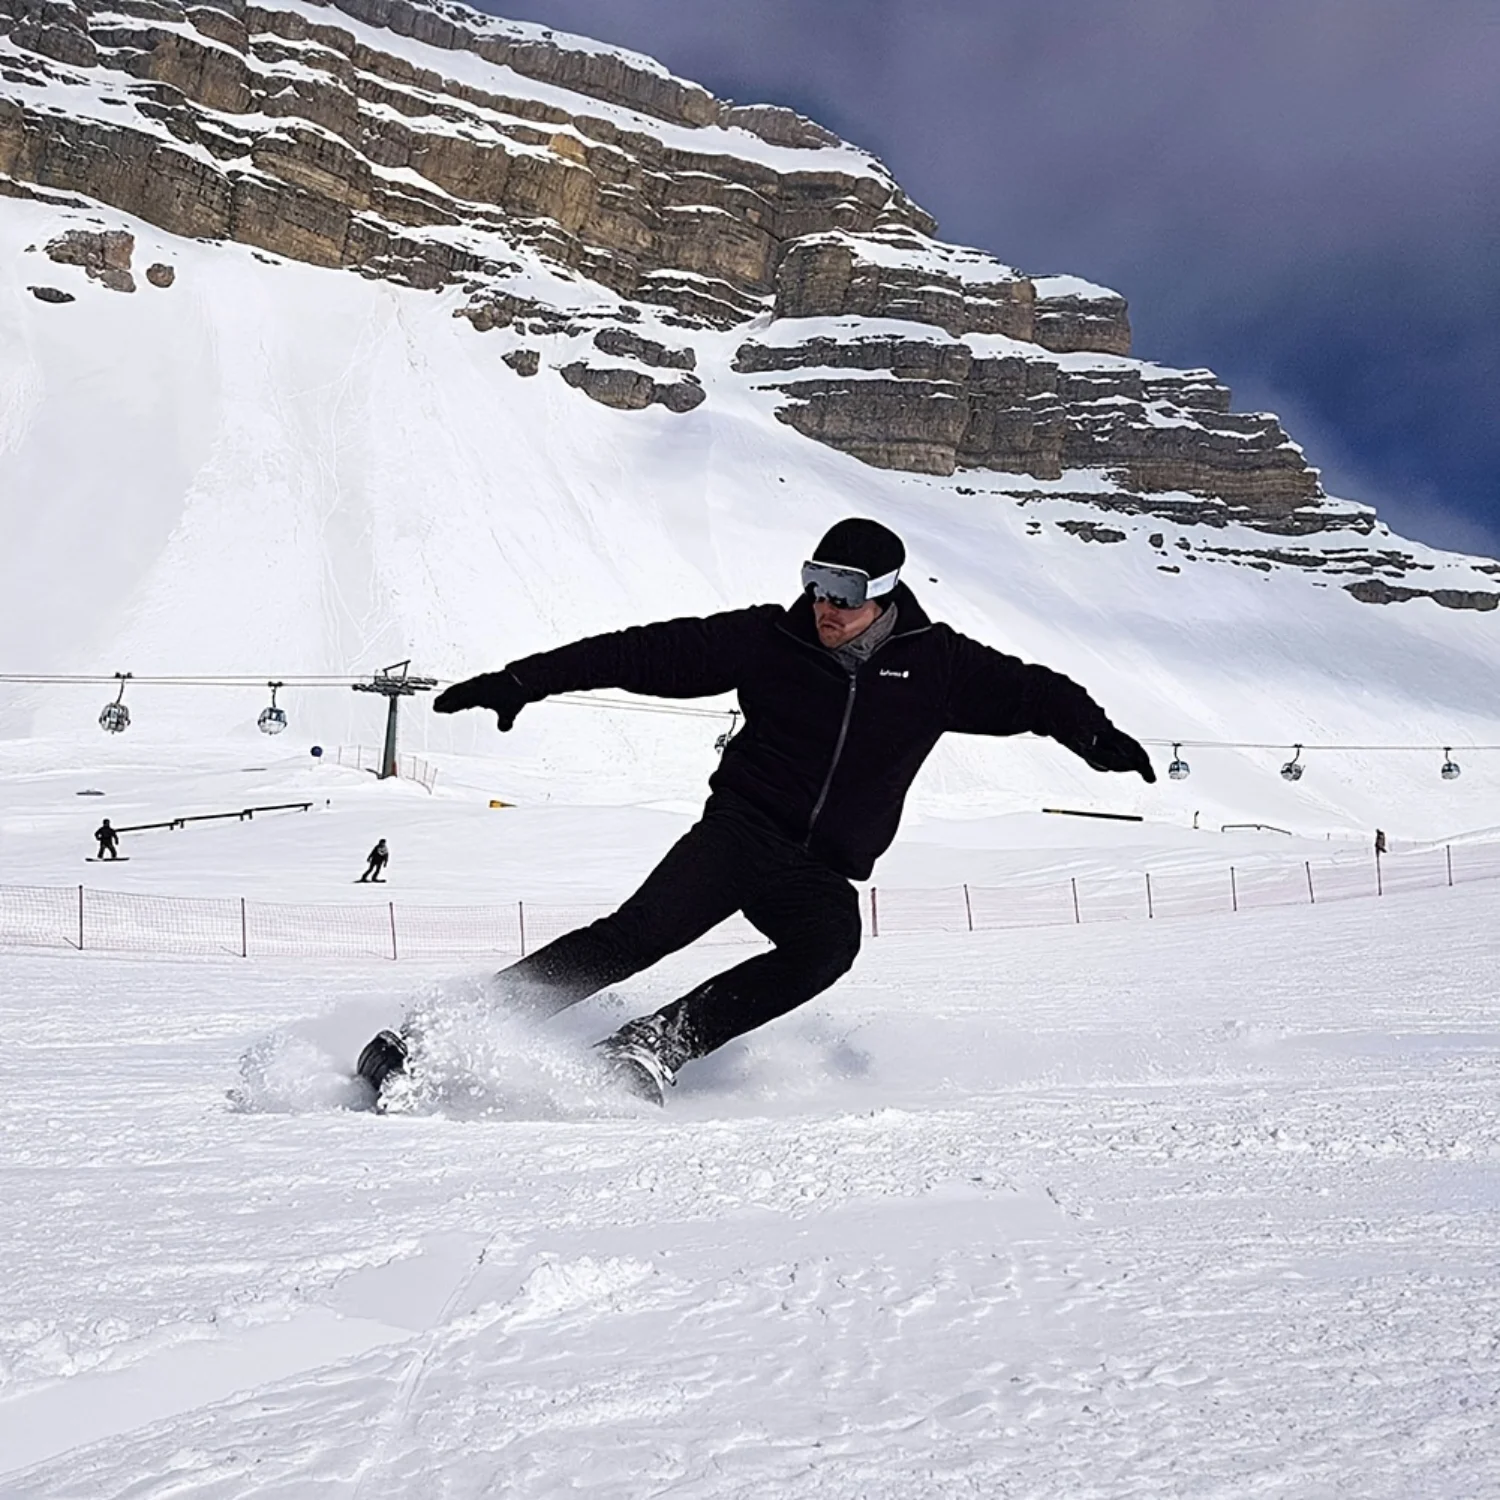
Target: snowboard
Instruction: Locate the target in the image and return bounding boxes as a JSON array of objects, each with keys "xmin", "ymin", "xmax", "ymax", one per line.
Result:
[
  {"xmin": 350, "ymin": 1026, "xmax": 665, "ymax": 1112},
  {"xmin": 86, "ymin": 856, "xmax": 130, "ymax": 862}
]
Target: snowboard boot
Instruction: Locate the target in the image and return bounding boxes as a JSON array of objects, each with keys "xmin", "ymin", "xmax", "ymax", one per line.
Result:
[
  {"xmin": 593, "ymin": 1011, "xmax": 695, "ymax": 1108},
  {"xmin": 356, "ymin": 1029, "xmax": 408, "ymax": 1097}
]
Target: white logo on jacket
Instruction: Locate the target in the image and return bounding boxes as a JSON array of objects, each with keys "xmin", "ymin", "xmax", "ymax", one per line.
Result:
[{"xmin": 878, "ymin": 669, "xmax": 910, "ymax": 679}]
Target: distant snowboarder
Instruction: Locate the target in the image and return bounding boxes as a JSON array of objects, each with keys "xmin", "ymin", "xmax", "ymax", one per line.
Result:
[
  {"xmin": 94, "ymin": 819, "xmax": 120, "ymax": 860},
  {"xmin": 357, "ymin": 517, "xmax": 1155, "ymax": 1106},
  {"xmin": 1374, "ymin": 828, "xmax": 1388, "ymax": 857},
  {"xmin": 358, "ymin": 839, "xmax": 389, "ymax": 883}
]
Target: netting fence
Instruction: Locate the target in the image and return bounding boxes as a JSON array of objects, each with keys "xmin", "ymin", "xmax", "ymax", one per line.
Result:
[
  {"xmin": 328, "ymin": 745, "xmax": 439, "ymax": 791},
  {"xmin": 2, "ymin": 841, "xmax": 1497, "ymax": 963}
]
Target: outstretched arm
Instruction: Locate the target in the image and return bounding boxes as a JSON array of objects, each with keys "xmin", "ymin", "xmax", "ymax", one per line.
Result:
[
  {"xmin": 945, "ymin": 633, "xmax": 1155, "ymax": 782},
  {"xmin": 434, "ymin": 608, "xmax": 768, "ymax": 731}
]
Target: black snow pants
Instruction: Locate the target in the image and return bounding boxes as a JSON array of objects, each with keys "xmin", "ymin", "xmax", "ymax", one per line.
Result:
[{"xmin": 493, "ymin": 794, "xmax": 862, "ymax": 1059}]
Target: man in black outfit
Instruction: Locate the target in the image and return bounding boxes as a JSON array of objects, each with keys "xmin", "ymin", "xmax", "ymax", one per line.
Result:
[
  {"xmin": 94, "ymin": 819, "xmax": 120, "ymax": 860},
  {"xmin": 358, "ymin": 518, "xmax": 1154, "ymax": 1105},
  {"xmin": 358, "ymin": 838, "xmax": 389, "ymax": 883}
]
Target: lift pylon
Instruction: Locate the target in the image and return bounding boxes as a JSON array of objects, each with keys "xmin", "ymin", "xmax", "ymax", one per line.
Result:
[{"xmin": 351, "ymin": 661, "xmax": 437, "ymax": 779}]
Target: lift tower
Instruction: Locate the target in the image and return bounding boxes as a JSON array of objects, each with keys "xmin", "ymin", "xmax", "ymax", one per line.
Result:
[{"xmin": 352, "ymin": 661, "xmax": 437, "ymax": 780}]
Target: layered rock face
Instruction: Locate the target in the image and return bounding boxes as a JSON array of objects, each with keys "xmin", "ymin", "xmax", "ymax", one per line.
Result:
[
  {"xmin": 0, "ymin": 0, "xmax": 932, "ymax": 320},
  {"xmin": 0, "ymin": 0, "xmax": 1459, "ymax": 569},
  {"xmin": 730, "ymin": 224, "xmax": 1319, "ymax": 521},
  {"xmin": 733, "ymin": 301, "xmax": 1318, "ymax": 522}
]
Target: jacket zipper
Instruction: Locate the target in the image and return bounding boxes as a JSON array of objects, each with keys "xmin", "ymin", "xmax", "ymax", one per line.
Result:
[
  {"xmin": 805, "ymin": 672, "xmax": 858, "ymax": 844},
  {"xmin": 773, "ymin": 597, "xmax": 931, "ymax": 847}
]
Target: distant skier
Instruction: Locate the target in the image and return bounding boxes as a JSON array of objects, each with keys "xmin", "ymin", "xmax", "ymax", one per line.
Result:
[
  {"xmin": 358, "ymin": 518, "xmax": 1155, "ymax": 1105},
  {"xmin": 358, "ymin": 839, "xmax": 389, "ymax": 883},
  {"xmin": 1374, "ymin": 828, "xmax": 1387, "ymax": 857},
  {"xmin": 94, "ymin": 819, "xmax": 120, "ymax": 860}
]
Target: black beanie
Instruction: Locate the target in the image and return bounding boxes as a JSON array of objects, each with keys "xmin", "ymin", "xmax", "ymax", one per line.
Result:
[{"xmin": 811, "ymin": 518, "xmax": 906, "ymax": 580}]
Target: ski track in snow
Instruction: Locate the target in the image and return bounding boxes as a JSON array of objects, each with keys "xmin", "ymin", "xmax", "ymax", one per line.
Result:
[{"xmin": 2, "ymin": 878, "xmax": 1499, "ymax": 1497}]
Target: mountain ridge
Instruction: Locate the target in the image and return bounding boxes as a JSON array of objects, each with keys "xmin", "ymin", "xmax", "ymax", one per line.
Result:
[{"xmin": 9, "ymin": 0, "xmax": 1491, "ymax": 586}]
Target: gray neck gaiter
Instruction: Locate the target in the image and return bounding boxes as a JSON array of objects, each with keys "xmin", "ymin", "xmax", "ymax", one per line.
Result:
[{"xmin": 828, "ymin": 600, "xmax": 899, "ymax": 673}]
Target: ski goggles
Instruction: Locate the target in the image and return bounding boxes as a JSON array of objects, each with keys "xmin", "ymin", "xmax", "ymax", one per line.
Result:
[{"xmin": 800, "ymin": 559, "xmax": 900, "ymax": 609}]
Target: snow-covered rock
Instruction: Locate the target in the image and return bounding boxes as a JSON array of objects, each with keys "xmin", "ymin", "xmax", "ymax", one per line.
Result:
[{"xmin": 1, "ymin": 0, "xmax": 1356, "ymax": 535}]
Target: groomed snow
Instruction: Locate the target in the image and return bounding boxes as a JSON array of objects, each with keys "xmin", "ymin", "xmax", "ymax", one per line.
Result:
[{"xmin": 1, "ymin": 751, "xmax": 1498, "ymax": 1496}]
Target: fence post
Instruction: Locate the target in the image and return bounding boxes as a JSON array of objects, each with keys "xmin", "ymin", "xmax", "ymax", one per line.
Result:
[
  {"xmin": 1375, "ymin": 848, "xmax": 1383, "ymax": 897},
  {"xmin": 41, "ymin": 835, "xmax": 1500, "ymax": 964}
]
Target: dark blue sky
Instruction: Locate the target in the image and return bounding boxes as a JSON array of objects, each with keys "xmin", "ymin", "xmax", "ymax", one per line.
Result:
[{"xmin": 479, "ymin": 0, "xmax": 1499, "ymax": 558}]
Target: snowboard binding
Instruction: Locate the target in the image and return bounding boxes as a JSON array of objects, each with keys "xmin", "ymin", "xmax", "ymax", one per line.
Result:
[
  {"xmin": 356, "ymin": 1029, "xmax": 409, "ymax": 1102},
  {"xmin": 593, "ymin": 1013, "xmax": 691, "ymax": 1108}
]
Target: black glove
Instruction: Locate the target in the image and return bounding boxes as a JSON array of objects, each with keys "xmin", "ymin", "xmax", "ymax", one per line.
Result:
[
  {"xmin": 1079, "ymin": 723, "xmax": 1156, "ymax": 783},
  {"xmin": 433, "ymin": 670, "xmax": 531, "ymax": 732}
]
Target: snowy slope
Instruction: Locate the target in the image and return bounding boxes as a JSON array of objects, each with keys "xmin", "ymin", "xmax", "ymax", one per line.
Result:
[
  {"xmin": 2, "ymin": 859, "xmax": 1498, "ymax": 1496},
  {"xmin": 3, "ymin": 187, "xmax": 1499, "ymax": 840}
]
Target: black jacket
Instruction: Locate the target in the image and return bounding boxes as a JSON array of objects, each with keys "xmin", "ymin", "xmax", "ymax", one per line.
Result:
[{"xmin": 508, "ymin": 585, "xmax": 1121, "ymax": 880}]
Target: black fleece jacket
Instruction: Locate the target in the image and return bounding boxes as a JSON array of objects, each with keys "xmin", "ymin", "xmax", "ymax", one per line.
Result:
[{"xmin": 507, "ymin": 584, "xmax": 1121, "ymax": 881}]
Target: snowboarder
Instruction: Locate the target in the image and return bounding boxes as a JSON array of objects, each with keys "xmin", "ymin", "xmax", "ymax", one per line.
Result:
[
  {"xmin": 1374, "ymin": 828, "xmax": 1387, "ymax": 857},
  {"xmin": 357, "ymin": 518, "xmax": 1155, "ymax": 1105},
  {"xmin": 94, "ymin": 819, "xmax": 120, "ymax": 860},
  {"xmin": 358, "ymin": 839, "xmax": 389, "ymax": 883}
]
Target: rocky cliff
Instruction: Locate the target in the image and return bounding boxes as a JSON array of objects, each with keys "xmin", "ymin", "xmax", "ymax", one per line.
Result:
[
  {"xmin": 1, "ymin": 0, "xmax": 933, "ymax": 317},
  {"xmin": 2, "ymin": 0, "xmax": 1493, "ymax": 609}
]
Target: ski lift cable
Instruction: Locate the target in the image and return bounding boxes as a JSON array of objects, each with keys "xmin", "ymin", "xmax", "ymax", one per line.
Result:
[
  {"xmin": 549, "ymin": 692, "xmax": 731, "ymax": 721},
  {"xmin": 2, "ymin": 676, "xmax": 1493, "ymax": 740},
  {"xmin": 0, "ymin": 673, "xmax": 368, "ymax": 686},
  {"xmin": 1142, "ymin": 739, "xmax": 1500, "ymax": 752},
  {"xmin": 0, "ymin": 674, "xmax": 737, "ymax": 722}
]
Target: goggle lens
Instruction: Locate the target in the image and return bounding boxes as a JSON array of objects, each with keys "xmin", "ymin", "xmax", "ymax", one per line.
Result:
[
  {"xmin": 801, "ymin": 559, "xmax": 899, "ymax": 609},
  {"xmin": 802, "ymin": 561, "xmax": 869, "ymax": 608}
]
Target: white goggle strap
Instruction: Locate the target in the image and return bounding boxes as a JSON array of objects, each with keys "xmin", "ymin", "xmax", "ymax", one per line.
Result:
[{"xmin": 863, "ymin": 566, "xmax": 900, "ymax": 600}]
